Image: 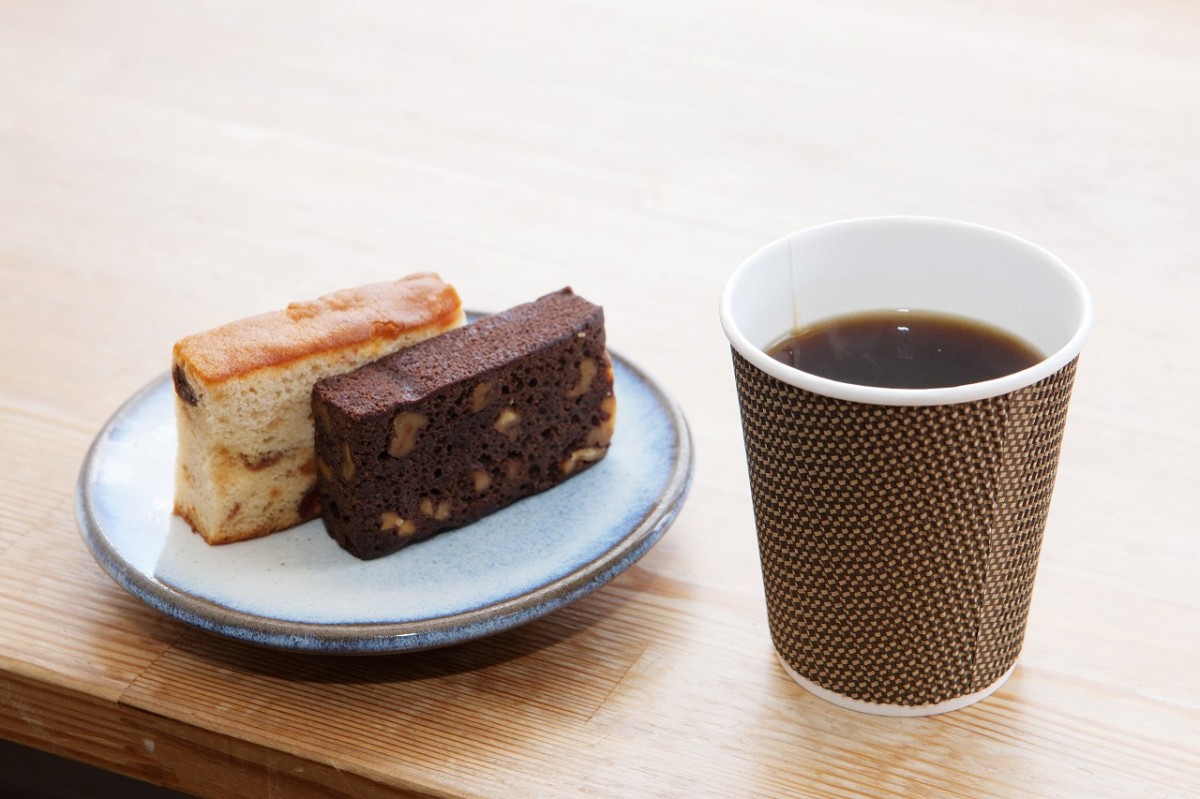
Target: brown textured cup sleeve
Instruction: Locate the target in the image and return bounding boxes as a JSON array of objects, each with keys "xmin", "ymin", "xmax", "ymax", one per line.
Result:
[{"xmin": 732, "ymin": 350, "xmax": 1078, "ymax": 706}]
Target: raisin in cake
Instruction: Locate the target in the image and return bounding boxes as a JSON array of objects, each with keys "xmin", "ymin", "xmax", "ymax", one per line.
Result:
[
  {"xmin": 312, "ymin": 287, "xmax": 616, "ymax": 559},
  {"xmin": 172, "ymin": 273, "xmax": 465, "ymax": 544}
]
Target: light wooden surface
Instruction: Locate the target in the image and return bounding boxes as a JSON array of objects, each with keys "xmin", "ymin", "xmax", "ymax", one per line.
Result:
[{"xmin": 2, "ymin": 2, "xmax": 1198, "ymax": 797}]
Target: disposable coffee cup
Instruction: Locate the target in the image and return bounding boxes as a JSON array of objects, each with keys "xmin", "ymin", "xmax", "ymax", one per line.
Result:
[{"xmin": 720, "ymin": 217, "xmax": 1092, "ymax": 716}]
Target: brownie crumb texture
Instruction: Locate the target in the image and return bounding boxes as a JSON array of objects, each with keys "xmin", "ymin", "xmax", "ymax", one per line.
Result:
[{"xmin": 313, "ymin": 288, "xmax": 617, "ymax": 560}]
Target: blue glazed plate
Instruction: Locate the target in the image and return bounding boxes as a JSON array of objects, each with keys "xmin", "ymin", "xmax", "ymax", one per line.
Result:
[{"xmin": 76, "ymin": 351, "xmax": 693, "ymax": 654}]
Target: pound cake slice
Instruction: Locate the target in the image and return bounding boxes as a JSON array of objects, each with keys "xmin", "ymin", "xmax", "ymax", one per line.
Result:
[
  {"xmin": 172, "ymin": 273, "xmax": 465, "ymax": 544},
  {"xmin": 313, "ymin": 287, "xmax": 616, "ymax": 560}
]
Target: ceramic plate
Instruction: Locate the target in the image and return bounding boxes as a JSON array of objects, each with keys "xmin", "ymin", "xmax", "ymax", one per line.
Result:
[{"xmin": 76, "ymin": 351, "xmax": 692, "ymax": 653}]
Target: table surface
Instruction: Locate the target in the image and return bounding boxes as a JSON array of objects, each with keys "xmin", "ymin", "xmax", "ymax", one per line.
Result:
[{"xmin": 2, "ymin": 2, "xmax": 1198, "ymax": 797}]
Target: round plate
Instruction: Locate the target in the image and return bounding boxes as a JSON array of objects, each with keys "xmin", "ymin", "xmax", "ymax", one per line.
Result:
[{"xmin": 76, "ymin": 351, "xmax": 693, "ymax": 653}]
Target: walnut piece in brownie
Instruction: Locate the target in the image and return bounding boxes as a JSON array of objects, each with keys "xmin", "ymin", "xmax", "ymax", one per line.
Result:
[{"xmin": 312, "ymin": 288, "xmax": 617, "ymax": 560}]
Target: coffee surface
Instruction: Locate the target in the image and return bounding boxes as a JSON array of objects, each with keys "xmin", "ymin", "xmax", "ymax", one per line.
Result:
[{"xmin": 766, "ymin": 309, "xmax": 1042, "ymax": 389}]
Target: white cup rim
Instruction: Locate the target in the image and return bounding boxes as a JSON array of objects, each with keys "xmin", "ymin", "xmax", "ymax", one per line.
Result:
[{"xmin": 720, "ymin": 216, "xmax": 1094, "ymax": 406}]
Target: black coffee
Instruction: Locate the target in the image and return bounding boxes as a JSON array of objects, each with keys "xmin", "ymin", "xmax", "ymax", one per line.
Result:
[{"xmin": 766, "ymin": 309, "xmax": 1043, "ymax": 389}]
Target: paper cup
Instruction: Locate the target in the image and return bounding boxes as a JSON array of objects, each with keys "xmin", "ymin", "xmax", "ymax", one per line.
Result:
[{"xmin": 720, "ymin": 217, "xmax": 1092, "ymax": 716}]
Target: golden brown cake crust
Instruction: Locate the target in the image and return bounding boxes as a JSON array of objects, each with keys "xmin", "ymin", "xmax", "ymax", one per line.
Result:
[{"xmin": 173, "ymin": 273, "xmax": 463, "ymax": 385}]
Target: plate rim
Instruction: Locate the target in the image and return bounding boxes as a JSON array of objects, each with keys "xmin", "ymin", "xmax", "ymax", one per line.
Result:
[{"xmin": 75, "ymin": 348, "xmax": 693, "ymax": 654}]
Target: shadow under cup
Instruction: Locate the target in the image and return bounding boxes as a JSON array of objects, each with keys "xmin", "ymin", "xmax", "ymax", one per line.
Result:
[{"xmin": 720, "ymin": 218, "xmax": 1093, "ymax": 716}]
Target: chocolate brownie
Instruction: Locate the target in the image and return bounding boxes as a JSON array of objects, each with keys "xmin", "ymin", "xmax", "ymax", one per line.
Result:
[{"xmin": 312, "ymin": 288, "xmax": 617, "ymax": 559}]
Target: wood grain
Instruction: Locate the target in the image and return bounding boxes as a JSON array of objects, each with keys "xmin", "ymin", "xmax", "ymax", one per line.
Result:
[{"xmin": 2, "ymin": 1, "xmax": 1199, "ymax": 797}]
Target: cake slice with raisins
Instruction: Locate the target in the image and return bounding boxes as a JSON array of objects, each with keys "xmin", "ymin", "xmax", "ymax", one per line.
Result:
[
  {"xmin": 172, "ymin": 273, "xmax": 465, "ymax": 544},
  {"xmin": 312, "ymin": 288, "xmax": 616, "ymax": 559}
]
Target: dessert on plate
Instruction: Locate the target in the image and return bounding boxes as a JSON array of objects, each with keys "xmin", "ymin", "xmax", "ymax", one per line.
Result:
[
  {"xmin": 171, "ymin": 273, "xmax": 464, "ymax": 544},
  {"xmin": 312, "ymin": 287, "xmax": 616, "ymax": 559}
]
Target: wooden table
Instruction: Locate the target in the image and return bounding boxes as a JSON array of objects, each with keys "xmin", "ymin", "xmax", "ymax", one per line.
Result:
[{"xmin": 2, "ymin": 2, "xmax": 1197, "ymax": 797}]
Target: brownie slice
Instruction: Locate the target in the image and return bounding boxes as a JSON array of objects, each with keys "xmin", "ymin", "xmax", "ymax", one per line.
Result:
[{"xmin": 312, "ymin": 288, "xmax": 617, "ymax": 559}]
